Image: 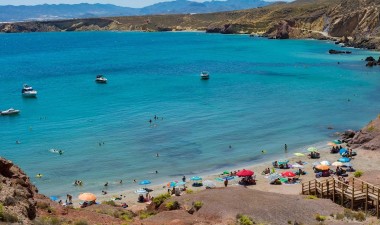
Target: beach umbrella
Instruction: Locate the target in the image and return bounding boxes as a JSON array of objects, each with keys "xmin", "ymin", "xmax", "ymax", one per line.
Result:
[
  {"xmin": 333, "ymin": 140, "xmax": 342, "ymax": 144},
  {"xmin": 339, "ymin": 148, "xmax": 348, "ymax": 156},
  {"xmin": 236, "ymin": 169, "xmax": 254, "ymax": 177},
  {"xmin": 78, "ymin": 193, "xmax": 97, "ymax": 202},
  {"xmin": 203, "ymin": 180, "xmax": 216, "ymax": 188},
  {"xmin": 139, "ymin": 180, "xmax": 151, "ymax": 185},
  {"xmin": 332, "ymin": 161, "xmax": 343, "ymax": 167},
  {"xmin": 269, "ymin": 173, "xmax": 281, "ymax": 181},
  {"xmin": 167, "ymin": 181, "xmax": 177, "ymax": 188},
  {"xmin": 312, "ymin": 161, "xmax": 321, "ymax": 166},
  {"xmin": 315, "ymin": 165, "xmax": 330, "ymax": 171},
  {"xmin": 327, "ymin": 142, "xmax": 337, "ymax": 146},
  {"xmin": 190, "ymin": 176, "xmax": 202, "ymax": 181},
  {"xmin": 222, "ymin": 171, "xmax": 230, "ymax": 175},
  {"xmin": 338, "ymin": 157, "xmax": 351, "ymax": 163},
  {"xmin": 294, "ymin": 153, "xmax": 305, "ymax": 156},
  {"xmin": 224, "ymin": 176, "xmax": 235, "ymax": 180},
  {"xmin": 320, "ymin": 161, "xmax": 331, "ymax": 166},
  {"xmin": 281, "ymin": 171, "xmax": 296, "ymax": 177},
  {"xmin": 50, "ymin": 196, "xmax": 59, "ymax": 201},
  {"xmin": 176, "ymin": 181, "xmax": 186, "ymax": 187},
  {"xmin": 307, "ymin": 147, "xmax": 318, "ymax": 152},
  {"xmin": 135, "ymin": 189, "xmax": 147, "ymax": 194}
]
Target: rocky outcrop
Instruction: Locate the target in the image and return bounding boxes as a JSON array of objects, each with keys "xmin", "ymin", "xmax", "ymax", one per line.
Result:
[
  {"xmin": 0, "ymin": 157, "xmax": 38, "ymax": 224},
  {"xmin": 349, "ymin": 115, "xmax": 380, "ymax": 150}
]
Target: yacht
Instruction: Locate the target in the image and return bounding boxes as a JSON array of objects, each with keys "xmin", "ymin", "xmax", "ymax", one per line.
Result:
[
  {"xmin": 1, "ymin": 108, "xmax": 20, "ymax": 115},
  {"xmin": 200, "ymin": 71, "xmax": 209, "ymax": 80},
  {"xmin": 22, "ymin": 84, "xmax": 37, "ymax": 97},
  {"xmin": 95, "ymin": 75, "xmax": 107, "ymax": 83}
]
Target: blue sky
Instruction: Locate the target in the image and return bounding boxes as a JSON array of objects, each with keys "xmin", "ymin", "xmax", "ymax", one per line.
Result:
[{"xmin": 0, "ymin": 0, "xmax": 288, "ymax": 8}]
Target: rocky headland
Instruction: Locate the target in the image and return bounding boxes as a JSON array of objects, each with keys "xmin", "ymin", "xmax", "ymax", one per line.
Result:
[{"xmin": 1, "ymin": 0, "xmax": 380, "ymax": 49}]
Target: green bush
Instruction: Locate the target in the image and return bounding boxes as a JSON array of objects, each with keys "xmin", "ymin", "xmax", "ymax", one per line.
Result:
[
  {"xmin": 185, "ymin": 189, "xmax": 194, "ymax": 194},
  {"xmin": 367, "ymin": 125, "xmax": 376, "ymax": 132},
  {"xmin": 152, "ymin": 193, "xmax": 171, "ymax": 208},
  {"xmin": 193, "ymin": 201, "xmax": 203, "ymax": 211},
  {"xmin": 36, "ymin": 201, "xmax": 50, "ymax": 210},
  {"xmin": 354, "ymin": 171, "xmax": 363, "ymax": 178},
  {"xmin": 335, "ymin": 213, "xmax": 344, "ymax": 220},
  {"xmin": 165, "ymin": 201, "xmax": 180, "ymax": 210},
  {"xmin": 344, "ymin": 209, "xmax": 354, "ymax": 219},
  {"xmin": 236, "ymin": 214, "xmax": 254, "ymax": 225},
  {"xmin": 101, "ymin": 200, "xmax": 116, "ymax": 206},
  {"xmin": 32, "ymin": 216, "xmax": 62, "ymax": 225},
  {"xmin": 315, "ymin": 214, "xmax": 326, "ymax": 221},
  {"xmin": 139, "ymin": 210, "xmax": 156, "ymax": 219}
]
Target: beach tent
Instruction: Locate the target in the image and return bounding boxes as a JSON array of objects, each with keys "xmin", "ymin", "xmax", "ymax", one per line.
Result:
[
  {"xmin": 236, "ymin": 169, "xmax": 254, "ymax": 177},
  {"xmin": 78, "ymin": 193, "xmax": 97, "ymax": 202}
]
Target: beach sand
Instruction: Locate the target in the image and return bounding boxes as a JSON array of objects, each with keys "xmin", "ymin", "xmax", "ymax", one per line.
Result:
[{"xmin": 71, "ymin": 143, "xmax": 380, "ymax": 210}]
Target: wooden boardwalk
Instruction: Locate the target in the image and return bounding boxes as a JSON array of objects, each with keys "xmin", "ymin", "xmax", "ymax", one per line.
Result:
[{"xmin": 302, "ymin": 177, "xmax": 380, "ymax": 218}]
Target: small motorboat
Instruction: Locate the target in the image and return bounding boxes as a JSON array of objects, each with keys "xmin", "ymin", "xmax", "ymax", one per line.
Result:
[
  {"xmin": 95, "ymin": 75, "xmax": 107, "ymax": 83},
  {"xmin": 1, "ymin": 108, "xmax": 20, "ymax": 115},
  {"xmin": 21, "ymin": 84, "xmax": 37, "ymax": 97},
  {"xmin": 200, "ymin": 71, "xmax": 209, "ymax": 80}
]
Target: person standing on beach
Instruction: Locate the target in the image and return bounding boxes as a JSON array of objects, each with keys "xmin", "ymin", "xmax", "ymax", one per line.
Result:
[
  {"xmin": 224, "ymin": 178, "xmax": 228, "ymax": 187},
  {"xmin": 284, "ymin": 144, "xmax": 288, "ymax": 153},
  {"xmin": 182, "ymin": 176, "xmax": 186, "ymax": 182}
]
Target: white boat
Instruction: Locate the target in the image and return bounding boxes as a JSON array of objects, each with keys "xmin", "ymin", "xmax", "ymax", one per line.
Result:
[
  {"xmin": 22, "ymin": 84, "xmax": 37, "ymax": 98},
  {"xmin": 200, "ymin": 71, "xmax": 209, "ymax": 80},
  {"xmin": 1, "ymin": 108, "xmax": 20, "ymax": 115},
  {"xmin": 95, "ymin": 75, "xmax": 107, "ymax": 83}
]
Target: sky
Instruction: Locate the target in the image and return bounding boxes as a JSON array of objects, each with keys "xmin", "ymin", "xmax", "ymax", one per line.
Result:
[{"xmin": 0, "ymin": 0, "xmax": 287, "ymax": 8}]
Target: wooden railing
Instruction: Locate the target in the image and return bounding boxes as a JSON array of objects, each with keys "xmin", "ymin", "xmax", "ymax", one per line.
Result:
[{"xmin": 302, "ymin": 177, "xmax": 380, "ymax": 218}]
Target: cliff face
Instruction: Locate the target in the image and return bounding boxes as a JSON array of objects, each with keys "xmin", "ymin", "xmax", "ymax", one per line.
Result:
[
  {"xmin": 0, "ymin": 157, "xmax": 38, "ymax": 224},
  {"xmin": 1, "ymin": 0, "xmax": 380, "ymax": 49},
  {"xmin": 349, "ymin": 115, "xmax": 380, "ymax": 150}
]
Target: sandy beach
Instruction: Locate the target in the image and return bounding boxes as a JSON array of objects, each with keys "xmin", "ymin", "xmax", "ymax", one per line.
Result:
[{"xmin": 72, "ymin": 141, "xmax": 380, "ymax": 211}]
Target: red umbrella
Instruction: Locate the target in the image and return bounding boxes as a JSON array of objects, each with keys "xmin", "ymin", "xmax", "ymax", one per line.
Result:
[
  {"xmin": 236, "ymin": 169, "xmax": 254, "ymax": 177},
  {"xmin": 281, "ymin": 171, "xmax": 296, "ymax": 177}
]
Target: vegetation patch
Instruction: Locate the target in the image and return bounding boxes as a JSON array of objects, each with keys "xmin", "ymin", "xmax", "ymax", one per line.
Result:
[
  {"xmin": 353, "ymin": 170, "xmax": 363, "ymax": 178},
  {"xmin": 342, "ymin": 209, "xmax": 366, "ymax": 221},
  {"xmin": 74, "ymin": 220, "xmax": 89, "ymax": 225},
  {"xmin": 152, "ymin": 193, "xmax": 171, "ymax": 208},
  {"xmin": 0, "ymin": 203, "xmax": 18, "ymax": 223},
  {"xmin": 236, "ymin": 214, "xmax": 254, "ymax": 225},
  {"xmin": 185, "ymin": 189, "xmax": 194, "ymax": 194},
  {"xmin": 165, "ymin": 201, "xmax": 180, "ymax": 210},
  {"xmin": 101, "ymin": 200, "xmax": 116, "ymax": 206},
  {"xmin": 139, "ymin": 210, "xmax": 156, "ymax": 219},
  {"xmin": 315, "ymin": 214, "xmax": 326, "ymax": 221},
  {"xmin": 193, "ymin": 201, "xmax": 203, "ymax": 211},
  {"xmin": 367, "ymin": 125, "xmax": 376, "ymax": 132},
  {"xmin": 33, "ymin": 216, "xmax": 63, "ymax": 225},
  {"xmin": 305, "ymin": 195, "xmax": 318, "ymax": 200}
]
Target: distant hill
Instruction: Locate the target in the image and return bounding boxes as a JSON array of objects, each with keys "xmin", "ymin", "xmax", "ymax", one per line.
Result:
[{"xmin": 0, "ymin": 0, "xmax": 272, "ymax": 22}]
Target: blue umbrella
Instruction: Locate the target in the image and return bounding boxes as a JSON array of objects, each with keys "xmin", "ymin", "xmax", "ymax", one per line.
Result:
[
  {"xmin": 339, "ymin": 148, "xmax": 348, "ymax": 156},
  {"xmin": 50, "ymin": 196, "xmax": 59, "ymax": 201},
  {"xmin": 175, "ymin": 181, "xmax": 186, "ymax": 186},
  {"xmin": 224, "ymin": 176, "xmax": 235, "ymax": 180},
  {"xmin": 278, "ymin": 160, "xmax": 289, "ymax": 165},
  {"xmin": 333, "ymin": 140, "xmax": 342, "ymax": 144},
  {"xmin": 338, "ymin": 157, "xmax": 351, "ymax": 163},
  {"xmin": 139, "ymin": 180, "xmax": 151, "ymax": 185},
  {"xmin": 190, "ymin": 176, "xmax": 202, "ymax": 181}
]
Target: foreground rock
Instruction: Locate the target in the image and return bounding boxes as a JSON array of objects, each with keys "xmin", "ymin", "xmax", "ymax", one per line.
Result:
[
  {"xmin": 0, "ymin": 157, "xmax": 38, "ymax": 224},
  {"xmin": 349, "ymin": 115, "xmax": 380, "ymax": 150}
]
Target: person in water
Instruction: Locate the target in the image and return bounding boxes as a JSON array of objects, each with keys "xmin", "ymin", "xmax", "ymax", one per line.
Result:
[
  {"xmin": 284, "ymin": 144, "xmax": 288, "ymax": 153},
  {"xmin": 156, "ymin": 153, "xmax": 159, "ymax": 157},
  {"xmin": 58, "ymin": 150, "xmax": 63, "ymax": 155},
  {"xmin": 149, "ymin": 119, "xmax": 152, "ymax": 124},
  {"xmin": 155, "ymin": 170, "xmax": 158, "ymax": 174},
  {"xmin": 104, "ymin": 182, "xmax": 108, "ymax": 187}
]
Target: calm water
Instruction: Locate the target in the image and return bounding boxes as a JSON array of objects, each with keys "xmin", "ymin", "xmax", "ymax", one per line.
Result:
[{"xmin": 1, "ymin": 32, "xmax": 380, "ymax": 197}]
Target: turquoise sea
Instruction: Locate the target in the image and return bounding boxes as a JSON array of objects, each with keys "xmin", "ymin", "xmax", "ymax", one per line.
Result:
[{"xmin": 1, "ymin": 32, "xmax": 380, "ymax": 197}]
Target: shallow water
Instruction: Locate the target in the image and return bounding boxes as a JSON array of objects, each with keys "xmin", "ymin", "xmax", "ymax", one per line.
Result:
[{"xmin": 1, "ymin": 32, "xmax": 380, "ymax": 197}]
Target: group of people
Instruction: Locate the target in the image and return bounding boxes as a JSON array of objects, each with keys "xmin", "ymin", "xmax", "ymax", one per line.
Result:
[
  {"xmin": 272, "ymin": 161, "xmax": 290, "ymax": 169},
  {"xmin": 330, "ymin": 145, "xmax": 343, "ymax": 154},
  {"xmin": 308, "ymin": 151, "xmax": 320, "ymax": 159},
  {"xmin": 74, "ymin": 180, "xmax": 83, "ymax": 186},
  {"xmin": 138, "ymin": 192, "xmax": 152, "ymax": 203}
]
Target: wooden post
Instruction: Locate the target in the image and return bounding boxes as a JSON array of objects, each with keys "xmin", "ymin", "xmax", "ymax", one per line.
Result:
[
  {"xmin": 351, "ymin": 184, "xmax": 354, "ymax": 210},
  {"xmin": 341, "ymin": 183, "xmax": 344, "ymax": 206},
  {"xmin": 333, "ymin": 179, "xmax": 335, "ymax": 203},
  {"xmin": 314, "ymin": 180, "xmax": 317, "ymax": 195},
  {"xmin": 308, "ymin": 180, "xmax": 311, "ymax": 195},
  {"xmin": 326, "ymin": 180, "xmax": 330, "ymax": 198},
  {"xmin": 362, "ymin": 181, "xmax": 364, "ymax": 192},
  {"xmin": 321, "ymin": 183, "xmax": 324, "ymax": 198},
  {"xmin": 365, "ymin": 184, "xmax": 368, "ymax": 214},
  {"xmin": 377, "ymin": 188, "xmax": 379, "ymax": 219}
]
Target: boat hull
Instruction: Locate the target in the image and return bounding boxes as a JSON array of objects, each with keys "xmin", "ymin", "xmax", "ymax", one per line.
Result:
[{"xmin": 22, "ymin": 92, "xmax": 37, "ymax": 98}]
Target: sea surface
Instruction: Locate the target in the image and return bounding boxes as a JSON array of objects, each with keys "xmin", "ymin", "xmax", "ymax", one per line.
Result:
[{"xmin": 1, "ymin": 32, "xmax": 380, "ymax": 197}]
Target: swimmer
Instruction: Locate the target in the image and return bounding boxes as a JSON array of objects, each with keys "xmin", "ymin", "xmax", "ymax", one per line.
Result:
[
  {"xmin": 155, "ymin": 170, "xmax": 158, "ymax": 174},
  {"xmin": 133, "ymin": 179, "xmax": 137, "ymax": 183},
  {"xmin": 149, "ymin": 119, "xmax": 152, "ymax": 124},
  {"xmin": 156, "ymin": 153, "xmax": 159, "ymax": 157},
  {"xmin": 104, "ymin": 182, "xmax": 108, "ymax": 187},
  {"xmin": 261, "ymin": 150, "xmax": 266, "ymax": 154},
  {"xmin": 58, "ymin": 150, "xmax": 63, "ymax": 155},
  {"xmin": 229, "ymin": 145, "xmax": 232, "ymax": 149},
  {"xmin": 16, "ymin": 140, "xmax": 21, "ymax": 144},
  {"xmin": 154, "ymin": 115, "xmax": 157, "ymax": 120},
  {"xmin": 120, "ymin": 180, "xmax": 123, "ymax": 184}
]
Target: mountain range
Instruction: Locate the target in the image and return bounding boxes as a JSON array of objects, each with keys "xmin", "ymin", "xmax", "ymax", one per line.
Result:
[{"xmin": 0, "ymin": 0, "xmax": 272, "ymax": 22}]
